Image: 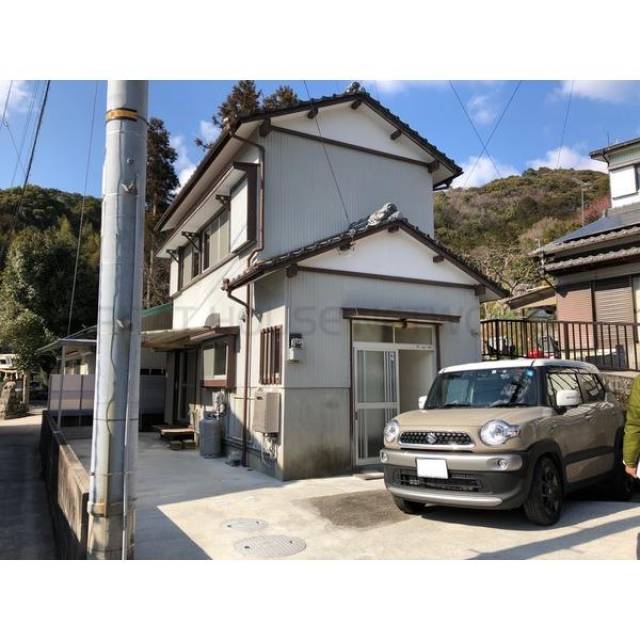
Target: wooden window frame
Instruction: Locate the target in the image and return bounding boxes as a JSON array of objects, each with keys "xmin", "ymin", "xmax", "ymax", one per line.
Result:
[
  {"xmin": 260, "ymin": 326, "xmax": 282, "ymax": 385},
  {"xmin": 200, "ymin": 336, "xmax": 236, "ymax": 389}
]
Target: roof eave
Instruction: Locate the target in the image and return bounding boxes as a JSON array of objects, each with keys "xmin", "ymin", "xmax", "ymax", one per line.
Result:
[{"xmin": 157, "ymin": 91, "xmax": 463, "ymax": 232}]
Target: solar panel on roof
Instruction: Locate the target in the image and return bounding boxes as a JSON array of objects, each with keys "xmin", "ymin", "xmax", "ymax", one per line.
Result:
[{"xmin": 551, "ymin": 206, "xmax": 640, "ymax": 244}]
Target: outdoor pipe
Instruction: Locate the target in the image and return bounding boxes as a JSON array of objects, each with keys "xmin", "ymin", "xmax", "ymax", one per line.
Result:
[{"xmin": 225, "ymin": 129, "xmax": 266, "ymax": 466}]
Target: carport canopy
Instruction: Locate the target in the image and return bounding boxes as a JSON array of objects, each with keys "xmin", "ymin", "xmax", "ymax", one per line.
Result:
[{"xmin": 141, "ymin": 326, "xmax": 239, "ymax": 350}]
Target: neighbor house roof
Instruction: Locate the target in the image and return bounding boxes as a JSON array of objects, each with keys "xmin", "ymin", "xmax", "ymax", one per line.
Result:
[
  {"xmin": 543, "ymin": 244, "xmax": 640, "ymax": 272},
  {"xmin": 534, "ymin": 203, "xmax": 640, "ymax": 256},
  {"xmin": 221, "ymin": 214, "xmax": 507, "ymax": 298},
  {"xmin": 591, "ymin": 136, "xmax": 640, "ymax": 162},
  {"xmin": 505, "ymin": 285, "xmax": 556, "ymax": 310},
  {"xmin": 155, "ymin": 88, "xmax": 463, "ymax": 233}
]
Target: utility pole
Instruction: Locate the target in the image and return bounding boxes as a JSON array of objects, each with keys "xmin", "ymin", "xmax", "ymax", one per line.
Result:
[{"xmin": 87, "ymin": 81, "xmax": 148, "ymax": 560}]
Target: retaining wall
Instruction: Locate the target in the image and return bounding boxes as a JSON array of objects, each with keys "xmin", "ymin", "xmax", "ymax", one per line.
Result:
[{"xmin": 39, "ymin": 412, "xmax": 90, "ymax": 559}]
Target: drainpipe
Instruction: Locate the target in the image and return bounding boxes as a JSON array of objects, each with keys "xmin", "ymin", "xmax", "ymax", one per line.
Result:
[
  {"xmin": 226, "ymin": 287, "xmax": 251, "ymax": 466},
  {"xmin": 224, "ymin": 129, "xmax": 266, "ymax": 467}
]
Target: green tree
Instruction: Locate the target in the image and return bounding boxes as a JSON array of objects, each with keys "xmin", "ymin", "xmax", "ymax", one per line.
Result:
[
  {"xmin": 145, "ymin": 117, "xmax": 179, "ymax": 307},
  {"xmin": 196, "ymin": 80, "xmax": 261, "ymax": 148},
  {"xmin": 262, "ymin": 85, "xmax": 300, "ymax": 110},
  {"xmin": 0, "ymin": 220, "xmax": 99, "ymax": 367}
]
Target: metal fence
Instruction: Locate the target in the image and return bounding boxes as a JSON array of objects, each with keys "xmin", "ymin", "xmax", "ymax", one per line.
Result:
[{"xmin": 481, "ymin": 318, "xmax": 640, "ymax": 372}]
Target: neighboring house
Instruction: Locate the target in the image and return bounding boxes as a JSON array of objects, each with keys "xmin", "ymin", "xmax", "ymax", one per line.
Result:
[
  {"xmin": 152, "ymin": 87, "xmax": 506, "ymax": 480},
  {"xmin": 535, "ymin": 137, "xmax": 640, "ymax": 327},
  {"xmin": 38, "ymin": 303, "xmax": 173, "ymax": 425},
  {"xmin": 505, "ymin": 284, "xmax": 556, "ymax": 319},
  {"xmin": 522, "ymin": 136, "xmax": 640, "ymax": 370}
]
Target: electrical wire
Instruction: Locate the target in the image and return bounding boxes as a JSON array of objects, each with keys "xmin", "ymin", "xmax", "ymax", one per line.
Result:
[
  {"xmin": 67, "ymin": 81, "xmax": 99, "ymax": 335},
  {"xmin": 449, "ymin": 80, "xmax": 503, "ymax": 181},
  {"xmin": 462, "ymin": 81, "xmax": 522, "ymax": 188},
  {"xmin": 556, "ymin": 80, "xmax": 574, "ymax": 169},
  {"xmin": 9, "ymin": 82, "xmax": 39, "ymax": 188},
  {"xmin": 302, "ymin": 80, "xmax": 351, "ymax": 225},
  {"xmin": 14, "ymin": 81, "xmax": 51, "ymax": 218},
  {"xmin": 0, "ymin": 80, "xmax": 50, "ymax": 264},
  {"xmin": 0, "ymin": 81, "xmax": 13, "ymax": 134}
]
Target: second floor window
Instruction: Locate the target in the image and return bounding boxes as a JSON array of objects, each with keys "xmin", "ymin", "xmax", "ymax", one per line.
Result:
[
  {"xmin": 203, "ymin": 209, "xmax": 230, "ymax": 271},
  {"xmin": 179, "ymin": 244, "xmax": 193, "ymax": 289}
]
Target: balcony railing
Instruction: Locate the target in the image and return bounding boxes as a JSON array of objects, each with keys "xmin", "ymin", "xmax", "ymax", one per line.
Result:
[{"xmin": 480, "ymin": 318, "xmax": 640, "ymax": 372}]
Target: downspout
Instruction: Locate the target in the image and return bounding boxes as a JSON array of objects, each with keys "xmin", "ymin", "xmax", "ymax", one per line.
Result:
[{"xmin": 226, "ymin": 128, "xmax": 265, "ymax": 466}]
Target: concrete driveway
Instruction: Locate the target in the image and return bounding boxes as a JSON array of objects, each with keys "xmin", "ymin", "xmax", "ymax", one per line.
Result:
[{"xmin": 65, "ymin": 432, "xmax": 640, "ymax": 560}]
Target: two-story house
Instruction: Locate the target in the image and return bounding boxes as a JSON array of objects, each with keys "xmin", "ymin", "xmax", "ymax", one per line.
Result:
[
  {"xmin": 531, "ymin": 136, "xmax": 640, "ymax": 369},
  {"xmin": 150, "ymin": 87, "xmax": 506, "ymax": 480}
]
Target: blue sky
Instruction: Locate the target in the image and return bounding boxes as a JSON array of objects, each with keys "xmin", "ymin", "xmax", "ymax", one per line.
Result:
[{"xmin": 1, "ymin": 80, "xmax": 640, "ymax": 197}]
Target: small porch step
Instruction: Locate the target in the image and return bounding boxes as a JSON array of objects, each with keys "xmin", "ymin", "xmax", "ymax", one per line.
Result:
[{"xmin": 158, "ymin": 426, "xmax": 196, "ymax": 441}]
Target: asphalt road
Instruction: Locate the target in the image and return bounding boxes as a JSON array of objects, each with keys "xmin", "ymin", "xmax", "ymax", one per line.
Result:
[{"xmin": 0, "ymin": 414, "xmax": 56, "ymax": 559}]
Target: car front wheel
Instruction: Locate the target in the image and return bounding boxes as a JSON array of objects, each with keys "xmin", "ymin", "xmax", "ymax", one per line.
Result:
[
  {"xmin": 392, "ymin": 495, "xmax": 425, "ymax": 515},
  {"xmin": 523, "ymin": 456, "xmax": 563, "ymax": 526}
]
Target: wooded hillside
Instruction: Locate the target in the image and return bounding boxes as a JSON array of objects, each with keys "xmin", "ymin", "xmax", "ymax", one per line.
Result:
[{"xmin": 434, "ymin": 167, "xmax": 610, "ymax": 294}]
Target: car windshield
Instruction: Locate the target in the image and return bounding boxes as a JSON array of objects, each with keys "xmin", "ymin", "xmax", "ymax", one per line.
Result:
[{"xmin": 425, "ymin": 366, "xmax": 539, "ymax": 409}]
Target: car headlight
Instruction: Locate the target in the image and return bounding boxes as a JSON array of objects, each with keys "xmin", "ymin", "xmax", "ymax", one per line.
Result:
[
  {"xmin": 480, "ymin": 419, "xmax": 520, "ymax": 446},
  {"xmin": 384, "ymin": 419, "xmax": 400, "ymax": 444}
]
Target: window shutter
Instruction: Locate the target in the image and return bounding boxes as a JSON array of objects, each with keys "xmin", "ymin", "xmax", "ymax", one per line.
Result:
[
  {"xmin": 556, "ymin": 286, "xmax": 593, "ymax": 322},
  {"xmin": 556, "ymin": 285, "xmax": 594, "ymax": 350},
  {"xmin": 594, "ymin": 278, "xmax": 634, "ymax": 324}
]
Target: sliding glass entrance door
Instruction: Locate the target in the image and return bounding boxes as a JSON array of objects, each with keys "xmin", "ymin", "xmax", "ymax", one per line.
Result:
[{"xmin": 353, "ymin": 346, "xmax": 399, "ymax": 465}]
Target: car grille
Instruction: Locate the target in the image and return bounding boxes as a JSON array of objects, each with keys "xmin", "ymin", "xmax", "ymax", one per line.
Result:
[
  {"xmin": 399, "ymin": 431, "xmax": 473, "ymax": 447},
  {"xmin": 397, "ymin": 471, "xmax": 482, "ymax": 493}
]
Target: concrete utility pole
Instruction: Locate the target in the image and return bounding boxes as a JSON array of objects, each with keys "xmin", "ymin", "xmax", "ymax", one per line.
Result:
[{"xmin": 87, "ymin": 81, "xmax": 148, "ymax": 560}]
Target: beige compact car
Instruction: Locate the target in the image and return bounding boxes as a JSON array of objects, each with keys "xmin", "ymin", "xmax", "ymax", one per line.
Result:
[{"xmin": 381, "ymin": 359, "xmax": 633, "ymax": 525}]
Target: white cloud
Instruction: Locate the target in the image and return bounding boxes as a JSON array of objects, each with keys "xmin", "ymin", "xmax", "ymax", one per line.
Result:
[
  {"xmin": 527, "ymin": 145, "xmax": 605, "ymax": 172},
  {"xmin": 467, "ymin": 93, "xmax": 497, "ymax": 126},
  {"xmin": 0, "ymin": 80, "xmax": 31, "ymax": 120},
  {"xmin": 369, "ymin": 80, "xmax": 447, "ymax": 95},
  {"xmin": 170, "ymin": 134, "xmax": 196, "ymax": 187},
  {"xmin": 452, "ymin": 155, "xmax": 519, "ymax": 188},
  {"xmin": 199, "ymin": 120, "xmax": 219, "ymax": 145},
  {"xmin": 557, "ymin": 80, "xmax": 640, "ymax": 104}
]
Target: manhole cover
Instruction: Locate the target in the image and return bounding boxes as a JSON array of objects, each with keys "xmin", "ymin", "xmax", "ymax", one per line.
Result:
[
  {"xmin": 234, "ymin": 535, "xmax": 306, "ymax": 558},
  {"xmin": 223, "ymin": 518, "xmax": 268, "ymax": 532}
]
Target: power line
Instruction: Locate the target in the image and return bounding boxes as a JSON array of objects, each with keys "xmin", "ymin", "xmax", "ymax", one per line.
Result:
[
  {"xmin": 9, "ymin": 82, "xmax": 39, "ymax": 187},
  {"xmin": 556, "ymin": 80, "xmax": 574, "ymax": 169},
  {"xmin": 302, "ymin": 80, "xmax": 351, "ymax": 225},
  {"xmin": 3, "ymin": 119, "xmax": 27, "ymax": 176},
  {"xmin": 0, "ymin": 81, "xmax": 13, "ymax": 134},
  {"xmin": 463, "ymin": 81, "xmax": 522, "ymax": 188},
  {"xmin": 449, "ymin": 80, "xmax": 503, "ymax": 181},
  {"xmin": 0, "ymin": 80, "xmax": 51, "ymax": 264},
  {"xmin": 67, "ymin": 81, "xmax": 99, "ymax": 335}
]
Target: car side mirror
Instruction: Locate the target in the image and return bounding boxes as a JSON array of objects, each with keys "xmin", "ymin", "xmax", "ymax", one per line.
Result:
[
  {"xmin": 418, "ymin": 395, "xmax": 427, "ymax": 410},
  {"xmin": 556, "ymin": 389, "xmax": 580, "ymax": 409}
]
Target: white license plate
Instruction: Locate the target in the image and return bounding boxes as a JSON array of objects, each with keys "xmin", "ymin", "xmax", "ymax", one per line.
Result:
[{"xmin": 416, "ymin": 458, "xmax": 448, "ymax": 479}]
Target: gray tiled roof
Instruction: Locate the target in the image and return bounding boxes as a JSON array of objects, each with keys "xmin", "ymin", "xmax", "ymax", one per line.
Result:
[
  {"xmin": 544, "ymin": 244, "xmax": 640, "ymax": 272},
  {"xmin": 544, "ymin": 203, "xmax": 640, "ymax": 248},
  {"xmin": 156, "ymin": 87, "xmax": 462, "ymax": 233},
  {"xmin": 222, "ymin": 211, "xmax": 507, "ymax": 297}
]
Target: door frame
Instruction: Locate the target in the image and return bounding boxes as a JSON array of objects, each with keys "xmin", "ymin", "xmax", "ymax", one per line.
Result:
[
  {"xmin": 173, "ymin": 348, "xmax": 198, "ymax": 425},
  {"xmin": 351, "ymin": 339, "xmax": 436, "ymax": 468}
]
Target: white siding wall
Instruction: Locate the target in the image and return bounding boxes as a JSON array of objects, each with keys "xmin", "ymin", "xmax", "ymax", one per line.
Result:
[
  {"xmin": 285, "ymin": 270, "xmax": 479, "ymax": 388},
  {"xmin": 610, "ymin": 165, "xmax": 640, "ymax": 206},
  {"xmin": 261, "ymin": 130, "xmax": 434, "ymax": 259}
]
